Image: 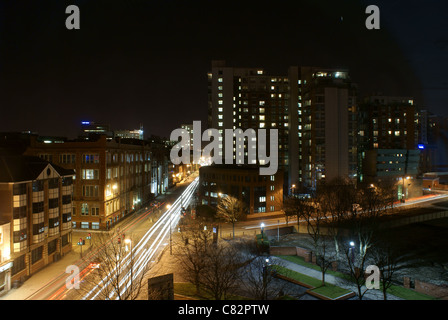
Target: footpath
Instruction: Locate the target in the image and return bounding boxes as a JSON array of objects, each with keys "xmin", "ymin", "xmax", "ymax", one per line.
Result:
[{"xmin": 270, "ymin": 256, "xmax": 403, "ymax": 300}]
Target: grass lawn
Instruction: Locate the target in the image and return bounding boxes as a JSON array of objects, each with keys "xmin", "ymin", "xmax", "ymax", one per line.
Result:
[
  {"xmin": 309, "ymin": 285, "xmax": 353, "ymax": 300},
  {"xmin": 387, "ymin": 284, "xmax": 436, "ymax": 300},
  {"xmin": 272, "ymin": 264, "xmax": 352, "ymax": 299},
  {"xmin": 275, "ymin": 255, "xmax": 438, "ymax": 300},
  {"xmin": 173, "ymin": 282, "xmax": 250, "ymax": 300},
  {"xmin": 272, "ymin": 265, "xmax": 326, "ymax": 288},
  {"xmin": 276, "ymin": 255, "xmax": 352, "ymax": 281}
]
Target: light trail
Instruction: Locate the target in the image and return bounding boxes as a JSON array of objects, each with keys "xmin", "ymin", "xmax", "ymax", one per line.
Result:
[{"xmin": 82, "ymin": 177, "xmax": 199, "ymax": 300}]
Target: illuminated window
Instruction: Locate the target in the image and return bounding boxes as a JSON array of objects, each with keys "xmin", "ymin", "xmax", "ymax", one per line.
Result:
[
  {"xmin": 259, "ymin": 123, "xmax": 265, "ymax": 128},
  {"xmin": 82, "ymin": 169, "xmax": 99, "ymax": 180}
]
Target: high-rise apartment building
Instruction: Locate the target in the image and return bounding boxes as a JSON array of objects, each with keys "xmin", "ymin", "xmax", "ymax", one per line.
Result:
[
  {"xmin": 208, "ymin": 61, "xmax": 294, "ymax": 190},
  {"xmin": 293, "ymin": 67, "xmax": 358, "ymax": 188},
  {"xmin": 418, "ymin": 110, "xmax": 448, "ymax": 173},
  {"xmin": 357, "ymin": 96, "xmax": 420, "ymax": 182},
  {"xmin": 208, "ymin": 61, "xmax": 359, "ymax": 192}
]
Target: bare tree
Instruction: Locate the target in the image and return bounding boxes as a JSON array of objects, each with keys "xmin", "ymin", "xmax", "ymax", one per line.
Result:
[
  {"xmin": 174, "ymin": 220, "xmax": 212, "ymax": 296},
  {"xmin": 216, "ymin": 195, "xmax": 244, "ymax": 239},
  {"xmin": 316, "ymin": 177, "xmax": 358, "ymax": 262},
  {"xmin": 200, "ymin": 241, "xmax": 245, "ymax": 300},
  {"xmin": 300, "ymin": 196, "xmax": 337, "ymax": 287},
  {"xmin": 336, "ymin": 181, "xmax": 395, "ymax": 300},
  {"xmin": 369, "ymin": 241, "xmax": 412, "ymax": 300},
  {"xmin": 79, "ymin": 230, "xmax": 151, "ymax": 300}
]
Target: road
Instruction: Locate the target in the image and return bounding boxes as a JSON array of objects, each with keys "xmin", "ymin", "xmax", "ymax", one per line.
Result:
[
  {"xmin": 218, "ymin": 192, "xmax": 448, "ymax": 239},
  {"xmin": 16, "ymin": 174, "xmax": 198, "ymax": 300}
]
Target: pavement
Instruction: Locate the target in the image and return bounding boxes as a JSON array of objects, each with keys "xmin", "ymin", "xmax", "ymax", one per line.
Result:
[{"xmin": 270, "ymin": 256, "xmax": 403, "ymax": 300}]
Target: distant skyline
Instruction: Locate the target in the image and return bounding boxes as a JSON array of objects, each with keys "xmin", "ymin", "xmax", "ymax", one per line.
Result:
[{"xmin": 0, "ymin": 0, "xmax": 446, "ymax": 138}]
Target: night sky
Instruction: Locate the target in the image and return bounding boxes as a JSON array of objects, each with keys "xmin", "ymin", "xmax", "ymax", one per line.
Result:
[{"xmin": 0, "ymin": 0, "xmax": 446, "ymax": 139}]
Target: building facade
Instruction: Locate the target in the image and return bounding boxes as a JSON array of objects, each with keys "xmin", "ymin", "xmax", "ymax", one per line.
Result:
[
  {"xmin": 0, "ymin": 221, "xmax": 12, "ymax": 294},
  {"xmin": 0, "ymin": 155, "xmax": 74, "ymax": 286},
  {"xmin": 294, "ymin": 67, "xmax": 358, "ymax": 188},
  {"xmin": 23, "ymin": 135, "xmax": 153, "ymax": 230},
  {"xmin": 357, "ymin": 96, "xmax": 421, "ymax": 187},
  {"xmin": 199, "ymin": 164, "xmax": 283, "ymax": 215},
  {"xmin": 208, "ymin": 61, "xmax": 360, "ymax": 194},
  {"xmin": 208, "ymin": 61, "xmax": 293, "ymax": 192}
]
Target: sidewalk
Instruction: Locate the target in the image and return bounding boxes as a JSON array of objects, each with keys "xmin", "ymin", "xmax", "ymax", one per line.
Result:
[{"xmin": 271, "ymin": 256, "xmax": 403, "ymax": 300}]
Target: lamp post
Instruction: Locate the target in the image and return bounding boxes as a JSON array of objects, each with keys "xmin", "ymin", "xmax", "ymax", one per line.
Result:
[
  {"xmin": 260, "ymin": 223, "xmax": 265, "ymax": 242},
  {"xmin": 349, "ymin": 241, "xmax": 355, "ymax": 263}
]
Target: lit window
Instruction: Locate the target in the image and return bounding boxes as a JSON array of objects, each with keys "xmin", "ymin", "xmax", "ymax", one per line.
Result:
[
  {"xmin": 257, "ymin": 70, "xmax": 263, "ymax": 75},
  {"xmin": 218, "ymin": 122, "xmax": 223, "ymax": 127},
  {"xmin": 218, "ymin": 100, "xmax": 223, "ymax": 105},
  {"xmin": 260, "ymin": 123, "xmax": 265, "ymax": 128},
  {"xmin": 259, "ymin": 115, "xmax": 265, "ymax": 121},
  {"xmin": 218, "ymin": 78, "xmax": 223, "ymax": 82}
]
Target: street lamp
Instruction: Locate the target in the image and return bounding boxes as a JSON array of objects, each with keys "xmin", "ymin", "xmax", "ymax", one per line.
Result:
[
  {"xmin": 349, "ymin": 241, "xmax": 355, "ymax": 263},
  {"xmin": 260, "ymin": 223, "xmax": 265, "ymax": 242},
  {"xmin": 290, "ymin": 184, "xmax": 296, "ymax": 197}
]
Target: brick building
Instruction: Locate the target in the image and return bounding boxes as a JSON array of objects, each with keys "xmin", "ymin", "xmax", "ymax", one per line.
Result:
[
  {"xmin": 22, "ymin": 134, "xmax": 153, "ymax": 230},
  {"xmin": 0, "ymin": 154, "xmax": 74, "ymax": 285},
  {"xmin": 199, "ymin": 164, "xmax": 283, "ymax": 215}
]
